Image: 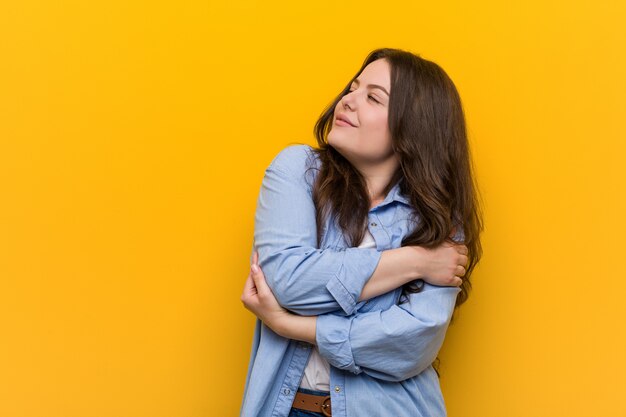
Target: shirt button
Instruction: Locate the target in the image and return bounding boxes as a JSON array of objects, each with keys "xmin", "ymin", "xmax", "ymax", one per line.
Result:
[
  {"xmin": 370, "ymin": 222, "xmax": 377, "ymax": 227},
  {"xmin": 283, "ymin": 388, "xmax": 291, "ymax": 395},
  {"xmin": 334, "ymin": 386, "xmax": 341, "ymax": 393}
]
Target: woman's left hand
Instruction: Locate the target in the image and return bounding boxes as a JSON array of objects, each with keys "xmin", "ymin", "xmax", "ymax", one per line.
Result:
[{"xmin": 241, "ymin": 250, "xmax": 289, "ymax": 329}]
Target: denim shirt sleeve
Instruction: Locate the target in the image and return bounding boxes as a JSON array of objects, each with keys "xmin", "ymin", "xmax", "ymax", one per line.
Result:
[
  {"xmin": 315, "ymin": 283, "xmax": 461, "ymax": 382},
  {"xmin": 253, "ymin": 145, "xmax": 382, "ymax": 316}
]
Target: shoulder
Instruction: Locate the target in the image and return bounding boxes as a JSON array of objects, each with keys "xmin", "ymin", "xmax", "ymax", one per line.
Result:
[{"xmin": 267, "ymin": 143, "xmax": 321, "ymax": 177}]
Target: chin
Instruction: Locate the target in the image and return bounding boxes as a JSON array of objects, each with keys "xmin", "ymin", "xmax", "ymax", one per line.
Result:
[
  {"xmin": 327, "ymin": 139, "xmax": 355, "ymax": 163},
  {"xmin": 327, "ymin": 132, "xmax": 345, "ymax": 153},
  {"xmin": 327, "ymin": 129, "xmax": 349, "ymax": 146}
]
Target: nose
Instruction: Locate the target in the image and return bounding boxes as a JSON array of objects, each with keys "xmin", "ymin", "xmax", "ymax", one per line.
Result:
[
  {"xmin": 343, "ymin": 100, "xmax": 353, "ymax": 111},
  {"xmin": 341, "ymin": 90, "xmax": 356, "ymax": 111}
]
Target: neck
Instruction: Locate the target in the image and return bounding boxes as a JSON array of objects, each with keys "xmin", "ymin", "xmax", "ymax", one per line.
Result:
[
  {"xmin": 353, "ymin": 156, "xmax": 399, "ymax": 202},
  {"xmin": 365, "ymin": 174, "xmax": 394, "ymax": 202}
]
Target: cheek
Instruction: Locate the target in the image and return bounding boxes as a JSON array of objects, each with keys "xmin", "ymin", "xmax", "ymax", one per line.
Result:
[
  {"xmin": 363, "ymin": 108, "xmax": 388, "ymax": 130},
  {"xmin": 363, "ymin": 113, "xmax": 390, "ymax": 140}
]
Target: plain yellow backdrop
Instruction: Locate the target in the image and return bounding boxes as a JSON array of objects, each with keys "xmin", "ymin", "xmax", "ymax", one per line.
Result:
[{"xmin": 1, "ymin": 0, "xmax": 625, "ymax": 416}]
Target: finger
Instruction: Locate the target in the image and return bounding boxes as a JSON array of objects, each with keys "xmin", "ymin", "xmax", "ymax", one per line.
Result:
[
  {"xmin": 249, "ymin": 264, "xmax": 259, "ymax": 284},
  {"xmin": 250, "ymin": 263, "xmax": 269, "ymax": 293},
  {"xmin": 459, "ymin": 254, "xmax": 469, "ymax": 267},
  {"xmin": 455, "ymin": 265, "xmax": 466, "ymax": 277},
  {"xmin": 454, "ymin": 276, "xmax": 463, "ymax": 287},
  {"xmin": 241, "ymin": 271, "xmax": 257, "ymax": 301},
  {"xmin": 244, "ymin": 269, "xmax": 257, "ymax": 291},
  {"xmin": 455, "ymin": 244, "xmax": 468, "ymax": 255},
  {"xmin": 243, "ymin": 269, "xmax": 253, "ymax": 289},
  {"xmin": 252, "ymin": 250, "xmax": 259, "ymax": 265}
]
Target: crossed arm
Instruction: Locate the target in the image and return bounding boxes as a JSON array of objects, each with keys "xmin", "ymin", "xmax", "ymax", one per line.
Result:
[
  {"xmin": 252, "ymin": 145, "xmax": 465, "ymax": 317},
  {"xmin": 242, "ymin": 251, "xmax": 461, "ymax": 382},
  {"xmin": 242, "ymin": 146, "xmax": 467, "ymax": 382}
]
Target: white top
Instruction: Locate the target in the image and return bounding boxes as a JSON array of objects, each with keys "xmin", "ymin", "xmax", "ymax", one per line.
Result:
[{"xmin": 299, "ymin": 228, "xmax": 377, "ymax": 391}]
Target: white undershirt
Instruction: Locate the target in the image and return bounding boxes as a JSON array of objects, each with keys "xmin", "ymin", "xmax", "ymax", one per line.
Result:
[{"xmin": 299, "ymin": 228, "xmax": 377, "ymax": 391}]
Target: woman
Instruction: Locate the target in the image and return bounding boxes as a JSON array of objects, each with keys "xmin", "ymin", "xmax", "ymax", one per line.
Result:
[{"xmin": 240, "ymin": 48, "xmax": 483, "ymax": 417}]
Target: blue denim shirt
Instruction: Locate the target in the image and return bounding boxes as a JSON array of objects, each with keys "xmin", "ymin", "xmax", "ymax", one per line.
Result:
[{"xmin": 240, "ymin": 145, "xmax": 462, "ymax": 417}]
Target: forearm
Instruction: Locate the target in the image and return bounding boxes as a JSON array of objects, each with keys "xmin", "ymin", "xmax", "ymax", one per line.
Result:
[
  {"xmin": 272, "ymin": 314, "xmax": 317, "ymax": 345},
  {"xmin": 256, "ymin": 245, "xmax": 426, "ymax": 315},
  {"xmin": 360, "ymin": 236, "xmax": 468, "ymax": 301},
  {"xmin": 255, "ymin": 244, "xmax": 382, "ymax": 316},
  {"xmin": 258, "ymin": 247, "xmax": 422, "ymax": 342},
  {"xmin": 358, "ymin": 246, "xmax": 423, "ymax": 302}
]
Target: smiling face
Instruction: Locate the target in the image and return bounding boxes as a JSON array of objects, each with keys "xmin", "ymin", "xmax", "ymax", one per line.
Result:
[{"xmin": 327, "ymin": 58, "xmax": 396, "ymax": 169}]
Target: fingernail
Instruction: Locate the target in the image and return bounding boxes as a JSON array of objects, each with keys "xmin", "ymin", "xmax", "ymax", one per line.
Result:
[{"xmin": 251, "ymin": 264, "xmax": 259, "ymax": 274}]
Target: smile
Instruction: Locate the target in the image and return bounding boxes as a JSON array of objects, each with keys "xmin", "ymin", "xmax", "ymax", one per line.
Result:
[{"xmin": 335, "ymin": 119, "xmax": 355, "ymax": 127}]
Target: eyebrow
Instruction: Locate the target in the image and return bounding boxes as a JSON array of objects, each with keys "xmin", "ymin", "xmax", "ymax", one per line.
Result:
[{"xmin": 351, "ymin": 78, "xmax": 390, "ymax": 96}]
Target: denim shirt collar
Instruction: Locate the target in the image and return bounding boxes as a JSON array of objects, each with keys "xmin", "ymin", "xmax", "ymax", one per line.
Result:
[{"xmin": 373, "ymin": 180, "xmax": 411, "ymax": 209}]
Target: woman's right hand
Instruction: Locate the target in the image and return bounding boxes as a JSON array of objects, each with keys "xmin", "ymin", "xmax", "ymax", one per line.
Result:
[{"xmin": 409, "ymin": 241, "xmax": 469, "ymax": 287}]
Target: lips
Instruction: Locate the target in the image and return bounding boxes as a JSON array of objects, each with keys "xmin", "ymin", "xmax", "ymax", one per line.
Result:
[{"xmin": 336, "ymin": 113, "xmax": 356, "ymax": 127}]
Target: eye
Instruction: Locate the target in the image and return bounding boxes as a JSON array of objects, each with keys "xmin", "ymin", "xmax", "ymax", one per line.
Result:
[{"xmin": 347, "ymin": 88, "xmax": 381, "ymax": 104}]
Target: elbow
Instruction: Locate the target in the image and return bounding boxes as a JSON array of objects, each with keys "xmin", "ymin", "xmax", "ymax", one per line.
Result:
[
  {"xmin": 382, "ymin": 321, "xmax": 450, "ymax": 382},
  {"xmin": 257, "ymin": 248, "xmax": 332, "ymax": 315},
  {"xmin": 379, "ymin": 357, "xmax": 440, "ymax": 382},
  {"xmin": 361, "ymin": 358, "xmax": 433, "ymax": 382},
  {"xmin": 388, "ymin": 356, "xmax": 438, "ymax": 382},
  {"xmin": 257, "ymin": 250, "xmax": 299, "ymax": 303},
  {"xmin": 260, "ymin": 263, "xmax": 322, "ymax": 316},
  {"xmin": 271, "ymin": 284, "xmax": 303, "ymax": 312},
  {"xmin": 262, "ymin": 268, "xmax": 301, "ymax": 310}
]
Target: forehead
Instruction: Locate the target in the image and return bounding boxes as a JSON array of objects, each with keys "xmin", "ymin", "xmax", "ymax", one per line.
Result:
[{"xmin": 354, "ymin": 59, "xmax": 390, "ymax": 88}]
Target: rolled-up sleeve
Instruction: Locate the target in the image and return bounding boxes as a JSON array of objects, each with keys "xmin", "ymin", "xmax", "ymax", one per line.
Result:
[
  {"xmin": 316, "ymin": 283, "xmax": 461, "ymax": 382},
  {"xmin": 253, "ymin": 145, "xmax": 382, "ymax": 316}
]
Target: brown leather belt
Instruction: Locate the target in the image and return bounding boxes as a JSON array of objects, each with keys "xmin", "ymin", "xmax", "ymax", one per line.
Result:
[{"xmin": 292, "ymin": 390, "xmax": 332, "ymax": 416}]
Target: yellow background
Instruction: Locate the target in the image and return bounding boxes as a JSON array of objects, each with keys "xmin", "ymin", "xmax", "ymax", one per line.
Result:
[{"xmin": 1, "ymin": 0, "xmax": 625, "ymax": 416}]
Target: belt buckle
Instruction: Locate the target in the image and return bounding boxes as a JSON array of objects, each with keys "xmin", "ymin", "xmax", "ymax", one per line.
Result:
[{"xmin": 321, "ymin": 395, "xmax": 332, "ymax": 417}]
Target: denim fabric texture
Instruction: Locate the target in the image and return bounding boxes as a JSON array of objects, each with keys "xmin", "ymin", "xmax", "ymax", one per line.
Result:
[{"xmin": 240, "ymin": 145, "xmax": 463, "ymax": 417}]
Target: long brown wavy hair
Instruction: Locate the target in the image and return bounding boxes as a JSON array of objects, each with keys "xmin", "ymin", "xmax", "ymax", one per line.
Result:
[{"xmin": 310, "ymin": 48, "xmax": 484, "ymax": 308}]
